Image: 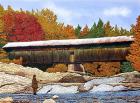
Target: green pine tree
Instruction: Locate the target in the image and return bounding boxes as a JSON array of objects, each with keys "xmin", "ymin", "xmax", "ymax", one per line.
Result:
[
  {"xmin": 95, "ymin": 18, "xmax": 104, "ymax": 37},
  {"xmin": 86, "ymin": 18, "xmax": 105, "ymax": 38},
  {"xmin": 75, "ymin": 24, "xmax": 81, "ymax": 38}
]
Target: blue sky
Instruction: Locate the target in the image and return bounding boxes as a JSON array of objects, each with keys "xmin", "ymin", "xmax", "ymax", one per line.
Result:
[{"xmin": 0, "ymin": 0, "xmax": 140, "ymax": 30}]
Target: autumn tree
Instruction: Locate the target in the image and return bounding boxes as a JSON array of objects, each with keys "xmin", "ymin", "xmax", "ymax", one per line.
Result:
[
  {"xmin": 3, "ymin": 11, "xmax": 45, "ymax": 42},
  {"xmin": 0, "ymin": 5, "xmax": 7, "ymax": 47},
  {"xmin": 62, "ymin": 24, "xmax": 76, "ymax": 39},
  {"xmin": 80, "ymin": 25, "xmax": 89, "ymax": 37},
  {"xmin": 104, "ymin": 21, "xmax": 114, "ymax": 37},
  {"xmin": 127, "ymin": 16, "xmax": 140, "ymax": 71},
  {"xmin": 34, "ymin": 9, "xmax": 67, "ymax": 40},
  {"xmin": 0, "ymin": 5, "xmax": 4, "ymax": 33}
]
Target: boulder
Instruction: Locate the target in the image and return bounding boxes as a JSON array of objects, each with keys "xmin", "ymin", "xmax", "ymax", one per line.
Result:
[
  {"xmin": 78, "ymin": 84, "xmax": 92, "ymax": 92},
  {"xmin": 52, "ymin": 95, "xmax": 59, "ymax": 99},
  {"xmin": 78, "ymin": 76, "xmax": 125, "ymax": 92}
]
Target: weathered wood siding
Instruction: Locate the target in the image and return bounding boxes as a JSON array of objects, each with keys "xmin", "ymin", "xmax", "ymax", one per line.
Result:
[{"xmin": 9, "ymin": 48, "xmax": 129, "ymax": 65}]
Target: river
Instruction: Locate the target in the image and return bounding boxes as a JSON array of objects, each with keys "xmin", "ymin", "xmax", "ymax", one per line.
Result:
[{"xmin": 0, "ymin": 90, "xmax": 140, "ymax": 103}]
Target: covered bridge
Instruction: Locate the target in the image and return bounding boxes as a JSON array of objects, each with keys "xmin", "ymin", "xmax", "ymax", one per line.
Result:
[{"xmin": 2, "ymin": 36, "xmax": 134, "ymax": 71}]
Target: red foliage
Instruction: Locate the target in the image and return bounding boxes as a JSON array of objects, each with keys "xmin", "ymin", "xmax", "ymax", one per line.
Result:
[{"xmin": 3, "ymin": 12, "xmax": 45, "ymax": 42}]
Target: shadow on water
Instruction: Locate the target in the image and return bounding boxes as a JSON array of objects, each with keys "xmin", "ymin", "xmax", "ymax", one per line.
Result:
[{"xmin": 0, "ymin": 90, "xmax": 140, "ymax": 103}]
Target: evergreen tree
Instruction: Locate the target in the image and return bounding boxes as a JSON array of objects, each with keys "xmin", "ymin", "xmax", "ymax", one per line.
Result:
[
  {"xmin": 75, "ymin": 24, "xmax": 81, "ymax": 38},
  {"xmin": 89, "ymin": 22, "xmax": 97, "ymax": 37},
  {"xmin": 84, "ymin": 19, "xmax": 105, "ymax": 38},
  {"xmin": 112, "ymin": 25, "xmax": 120, "ymax": 36},
  {"xmin": 96, "ymin": 18, "xmax": 104, "ymax": 37},
  {"xmin": 120, "ymin": 62, "xmax": 134, "ymax": 73}
]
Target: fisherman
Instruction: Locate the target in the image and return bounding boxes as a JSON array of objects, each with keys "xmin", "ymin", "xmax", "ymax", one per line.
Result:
[{"xmin": 32, "ymin": 75, "xmax": 38, "ymax": 95}]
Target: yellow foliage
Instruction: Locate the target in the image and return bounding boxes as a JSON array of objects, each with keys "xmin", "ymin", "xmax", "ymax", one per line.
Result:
[
  {"xmin": 47, "ymin": 64, "xmax": 67, "ymax": 73},
  {"xmin": 80, "ymin": 25, "xmax": 89, "ymax": 37},
  {"xmin": 0, "ymin": 58, "xmax": 22, "ymax": 65}
]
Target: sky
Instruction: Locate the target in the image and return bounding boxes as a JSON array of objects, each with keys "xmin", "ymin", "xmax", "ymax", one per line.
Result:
[{"xmin": 0, "ymin": 0, "xmax": 140, "ymax": 30}]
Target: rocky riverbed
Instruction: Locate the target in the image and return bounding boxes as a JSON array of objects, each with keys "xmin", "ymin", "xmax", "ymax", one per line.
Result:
[{"xmin": 0, "ymin": 62, "xmax": 139, "ymax": 103}]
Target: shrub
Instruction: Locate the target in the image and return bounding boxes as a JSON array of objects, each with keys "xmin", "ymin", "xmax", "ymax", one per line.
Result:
[{"xmin": 120, "ymin": 62, "xmax": 134, "ymax": 73}]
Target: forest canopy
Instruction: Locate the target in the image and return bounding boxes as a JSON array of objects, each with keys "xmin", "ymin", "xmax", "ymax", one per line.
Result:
[{"xmin": 0, "ymin": 5, "xmax": 134, "ymax": 43}]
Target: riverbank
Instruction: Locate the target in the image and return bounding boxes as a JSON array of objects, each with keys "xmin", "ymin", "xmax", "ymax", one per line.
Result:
[{"xmin": 0, "ymin": 62, "xmax": 139, "ymax": 93}]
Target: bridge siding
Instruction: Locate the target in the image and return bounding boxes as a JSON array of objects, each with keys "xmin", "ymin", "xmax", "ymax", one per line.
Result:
[{"xmin": 9, "ymin": 48, "xmax": 129, "ymax": 65}]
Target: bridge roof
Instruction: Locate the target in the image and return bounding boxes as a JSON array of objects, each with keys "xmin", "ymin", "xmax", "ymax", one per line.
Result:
[{"xmin": 3, "ymin": 36, "xmax": 134, "ymax": 49}]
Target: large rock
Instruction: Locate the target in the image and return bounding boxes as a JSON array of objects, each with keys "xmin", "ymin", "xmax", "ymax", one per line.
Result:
[
  {"xmin": 78, "ymin": 77, "xmax": 125, "ymax": 92},
  {"xmin": 78, "ymin": 84, "xmax": 92, "ymax": 92},
  {"xmin": 0, "ymin": 62, "xmax": 85, "ymax": 83},
  {"xmin": 59, "ymin": 74, "xmax": 86, "ymax": 83},
  {"xmin": 89, "ymin": 84, "xmax": 127, "ymax": 93},
  {"xmin": 0, "ymin": 97, "xmax": 13, "ymax": 103},
  {"xmin": 0, "ymin": 72, "xmax": 31, "ymax": 93},
  {"xmin": 115, "ymin": 71, "xmax": 140, "ymax": 83},
  {"xmin": 37, "ymin": 85, "xmax": 78, "ymax": 94}
]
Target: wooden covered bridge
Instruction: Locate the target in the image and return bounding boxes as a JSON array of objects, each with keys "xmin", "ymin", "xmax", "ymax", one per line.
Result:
[{"xmin": 3, "ymin": 36, "xmax": 134, "ymax": 71}]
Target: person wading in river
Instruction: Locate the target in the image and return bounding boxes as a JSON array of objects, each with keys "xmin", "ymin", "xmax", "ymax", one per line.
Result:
[{"xmin": 32, "ymin": 75, "xmax": 38, "ymax": 95}]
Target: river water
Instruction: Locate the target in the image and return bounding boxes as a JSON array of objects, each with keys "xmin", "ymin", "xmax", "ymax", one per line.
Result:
[{"xmin": 0, "ymin": 90, "xmax": 140, "ymax": 103}]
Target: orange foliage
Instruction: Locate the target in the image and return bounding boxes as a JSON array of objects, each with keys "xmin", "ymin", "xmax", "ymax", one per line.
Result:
[
  {"xmin": 61, "ymin": 25, "xmax": 76, "ymax": 39},
  {"xmin": 0, "ymin": 33, "xmax": 7, "ymax": 44},
  {"xmin": 83, "ymin": 62, "xmax": 120, "ymax": 76},
  {"xmin": 127, "ymin": 16, "xmax": 140, "ymax": 71},
  {"xmin": 0, "ymin": 57, "xmax": 22, "ymax": 65},
  {"xmin": 80, "ymin": 25, "xmax": 89, "ymax": 37},
  {"xmin": 47, "ymin": 64, "xmax": 67, "ymax": 73}
]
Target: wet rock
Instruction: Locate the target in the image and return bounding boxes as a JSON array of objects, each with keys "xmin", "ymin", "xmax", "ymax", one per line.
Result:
[
  {"xmin": 52, "ymin": 95, "xmax": 59, "ymax": 99},
  {"xmin": 78, "ymin": 84, "xmax": 92, "ymax": 92},
  {"xmin": 37, "ymin": 85, "xmax": 78, "ymax": 94}
]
